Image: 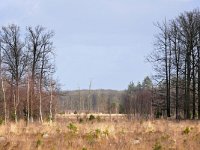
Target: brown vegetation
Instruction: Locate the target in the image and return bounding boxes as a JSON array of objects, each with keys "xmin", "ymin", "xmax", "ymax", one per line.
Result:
[{"xmin": 0, "ymin": 117, "xmax": 200, "ymax": 150}]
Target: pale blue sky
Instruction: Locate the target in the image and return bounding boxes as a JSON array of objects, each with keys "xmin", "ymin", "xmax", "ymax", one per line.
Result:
[{"xmin": 0, "ymin": 0, "xmax": 199, "ymax": 90}]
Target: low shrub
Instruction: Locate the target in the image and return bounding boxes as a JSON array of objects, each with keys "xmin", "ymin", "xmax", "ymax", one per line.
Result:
[
  {"xmin": 67, "ymin": 123, "xmax": 78, "ymax": 133},
  {"xmin": 85, "ymin": 131, "xmax": 96, "ymax": 145},
  {"xmin": 85, "ymin": 129, "xmax": 103, "ymax": 144},
  {"xmin": 36, "ymin": 139, "xmax": 42, "ymax": 148},
  {"xmin": 183, "ymin": 127, "xmax": 190, "ymax": 135},
  {"xmin": 96, "ymin": 116, "xmax": 101, "ymax": 122},
  {"xmin": 82, "ymin": 147, "xmax": 87, "ymax": 150},
  {"xmin": 95, "ymin": 129, "xmax": 101, "ymax": 138},
  {"xmin": 153, "ymin": 142, "xmax": 162, "ymax": 150},
  {"xmin": 79, "ymin": 118, "xmax": 84, "ymax": 123},
  {"xmin": 74, "ymin": 111, "xmax": 77, "ymax": 114},
  {"xmin": 103, "ymin": 129, "xmax": 109, "ymax": 137},
  {"xmin": 89, "ymin": 115, "xmax": 95, "ymax": 121},
  {"xmin": 58, "ymin": 111, "xmax": 65, "ymax": 115}
]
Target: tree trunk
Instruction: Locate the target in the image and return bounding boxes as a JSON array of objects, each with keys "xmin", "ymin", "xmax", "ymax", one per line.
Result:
[
  {"xmin": 184, "ymin": 59, "xmax": 187, "ymax": 119},
  {"xmin": 30, "ymin": 78, "xmax": 34, "ymax": 123},
  {"xmin": 39, "ymin": 78, "xmax": 43, "ymax": 123},
  {"xmin": 2, "ymin": 79, "xmax": 6, "ymax": 124},
  {"xmin": 27, "ymin": 75, "xmax": 30, "ymax": 125},
  {"xmin": 13, "ymin": 92, "xmax": 17, "ymax": 123},
  {"xmin": 198, "ymin": 45, "xmax": 200, "ymax": 119},
  {"xmin": 186, "ymin": 49, "xmax": 192, "ymax": 119},
  {"xmin": 192, "ymin": 50, "xmax": 196, "ymax": 119},
  {"xmin": 168, "ymin": 37, "xmax": 172, "ymax": 117},
  {"xmin": 49, "ymin": 79, "xmax": 53, "ymax": 124},
  {"xmin": 164, "ymin": 29, "xmax": 170, "ymax": 117},
  {"xmin": 198, "ymin": 31, "xmax": 200, "ymax": 119}
]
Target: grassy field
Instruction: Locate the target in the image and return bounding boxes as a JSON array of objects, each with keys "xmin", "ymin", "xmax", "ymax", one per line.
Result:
[{"xmin": 0, "ymin": 116, "xmax": 200, "ymax": 150}]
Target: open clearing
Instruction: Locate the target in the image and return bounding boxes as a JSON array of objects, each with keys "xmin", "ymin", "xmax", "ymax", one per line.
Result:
[{"xmin": 0, "ymin": 116, "xmax": 200, "ymax": 150}]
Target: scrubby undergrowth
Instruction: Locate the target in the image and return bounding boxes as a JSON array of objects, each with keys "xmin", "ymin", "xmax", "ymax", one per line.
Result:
[{"xmin": 0, "ymin": 119, "xmax": 200, "ymax": 150}]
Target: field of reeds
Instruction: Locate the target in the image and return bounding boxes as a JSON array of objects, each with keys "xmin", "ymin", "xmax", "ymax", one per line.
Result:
[{"xmin": 0, "ymin": 115, "xmax": 200, "ymax": 150}]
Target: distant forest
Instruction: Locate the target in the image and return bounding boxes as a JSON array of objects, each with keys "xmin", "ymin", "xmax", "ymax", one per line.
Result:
[
  {"xmin": 58, "ymin": 76, "xmax": 153, "ymax": 119},
  {"xmin": 58, "ymin": 89, "xmax": 124, "ymax": 114}
]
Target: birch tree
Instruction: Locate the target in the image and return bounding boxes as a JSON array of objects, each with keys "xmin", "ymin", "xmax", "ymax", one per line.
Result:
[{"xmin": 0, "ymin": 24, "xmax": 27, "ymax": 123}]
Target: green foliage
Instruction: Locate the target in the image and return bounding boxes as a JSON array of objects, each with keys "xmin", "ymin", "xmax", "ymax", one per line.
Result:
[
  {"xmin": 155, "ymin": 111, "xmax": 162, "ymax": 118},
  {"xmin": 142, "ymin": 76, "xmax": 153, "ymax": 89},
  {"xmin": 58, "ymin": 111, "xmax": 65, "ymax": 115},
  {"xmin": 85, "ymin": 128, "xmax": 105, "ymax": 144},
  {"xmin": 36, "ymin": 139, "xmax": 42, "ymax": 148},
  {"xmin": 46, "ymin": 115, "xmax": 54, "ymax": 122},
  {"xmin": 67, "ymin": 123, "xmax": 78, "ymax": 133},
  {"xmin": 10, "ymin": 112, "xmax": 16, "ymax": 121},
  {"xmin": 127, "ymin": 78, "xmax": 152, "ymax": 93},
  {"xmin": 103, "ymin": 129, "xmax": 109, "ymax": 137},
  {"xmin": 189, "ymin": 112, "xmax": 192, "ymax": 119},
  {"xmin": 86, "ymin": 131, "xmax": 96, "ymax": 144},
  {"xmin": 127, "ymin": 82, "xmax": 136, "ymax": 93},
  {"xmin": 183, "ymin": 127, "xmax": 190, "ymax": 135},
  {"xmin": 95, "ymin": 129, "xmax": 101, "ymax": 138},
  {"xmin": 153, "ymin": 142, "xmax": 162, "ymax": 150},
  {"xmin": 119, "ymin": 104, "xmax": 125, "ymax": 114},
  {"xmin": 0, "ymin": 117, "xmax": 4, "ymax": 125},
  {"xmin": 85, "ymin": 128, "xmax": 109, "ymax": 144},
  {"xmin": 136, "ymin": 82, "xmax": 142, "ymax": 90},
  {"xmin": 82, "ymin": 147, "xmax": 87, "ymax": 150},
  {"xmin": 89, "ymin": 115, "xmax": 95, "ymax": 121}
]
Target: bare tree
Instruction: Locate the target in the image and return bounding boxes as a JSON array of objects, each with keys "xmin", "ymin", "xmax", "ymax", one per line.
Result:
[
  {"xmin": 87, "ymin": 80, "xmax": 92, "ymax": 112},
  {"xmin": 170, "ymin": 20, "xmax": 182, "ymax": 119},
  {"xmin": 198, "ymin": 25, "xmax": 200, "ymax": 119},
  {"xmin": 26, "ymin": 74, "xmax": 30, "ymax": 124},
  {"xmin": 148, "ymin": 9, "xmax": 200, "ymax": 119},
  {"xmin": 148, "ymin": 20, "xmax": 171, "ymax": 117},
  {"xmin": 0, "ymin": 24, "xmax": 27, "ymax": 123},
  {"xmin": 26, "ymin": 25, "xmax": 54, "ymax": 122}
]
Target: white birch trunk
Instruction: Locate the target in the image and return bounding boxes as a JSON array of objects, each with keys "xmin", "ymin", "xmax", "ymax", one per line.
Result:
[
  {"xmin": 27, "ymin": 75, "xmax": 30, "ymax": 125},
  {"xmin": 2, "ymin": 78, "xmax": 6, "ymax": 124}
]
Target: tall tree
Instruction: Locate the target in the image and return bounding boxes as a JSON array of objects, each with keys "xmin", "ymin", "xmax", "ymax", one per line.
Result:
[
  {"xmin": 0, "ymin": 24, "xmax": 27, "ymax": 122},
  {"xmin": 148, "ymin": 9, "xmax": 200, "ymax": 119},
  {"xmin": 178, "ymin": 11, "xmax": 198, "ymax": 119},
  {"xmin": 198, "ymin": 24, "xmax": 200, "ymax": 119},
  {"xmin": 170, "ymin": 20, "xmax": 182, "ymax": 119},
  {"xmin": 148, "ymin": 20, "xmax": 171, "ymax": 117},
  {"xmin": 26, "ymin": 25, "xmax": 54, "ymax": 122}
]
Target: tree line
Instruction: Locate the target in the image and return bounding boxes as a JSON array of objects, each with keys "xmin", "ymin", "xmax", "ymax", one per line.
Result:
[
  {"xmin": 0, "ymin": 24, "xmax": 58, "ymax": 124},
  {"xmin": 58, "ymin": 89, "xmax": 123, "ymax": 114},
  {"xmin": 58, "ymin": 76, "xmax": 153, "ymax": 119},
  {"xmin": 147, "ymin": 9, "xmax": 200, "ymax": 119},
  {"xmin": 123, "ymin": 76, "xmax": 153, "ymax": 119}
]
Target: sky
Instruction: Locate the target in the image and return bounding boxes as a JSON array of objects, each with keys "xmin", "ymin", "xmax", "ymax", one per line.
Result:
[{"xmin": 0, "ymin": 0, "xmax": 199, "ymax": 90}]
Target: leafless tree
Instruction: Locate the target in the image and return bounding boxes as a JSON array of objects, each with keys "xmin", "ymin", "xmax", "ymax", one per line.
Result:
[
  {"xmin": 0, "ymin": 24, "xmax": 27, "ymax": 123},
  {"xmin": 148, "ymin": 9, "xmax": 200, "ymax": 119},
  {"xmin": 26, "ymin": 25, "xmax": 54, "ymax": 122}
]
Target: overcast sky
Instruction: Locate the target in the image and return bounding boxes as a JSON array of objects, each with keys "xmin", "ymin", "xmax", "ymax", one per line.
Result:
[{"xmin": 0, "ymin": 0, "xmax": 199, "ymax": 90}]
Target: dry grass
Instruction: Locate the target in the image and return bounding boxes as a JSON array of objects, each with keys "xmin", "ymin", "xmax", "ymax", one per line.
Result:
[{"xmin": 0, "ymin": 117, "xmax": 200, "ymax": 150}]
